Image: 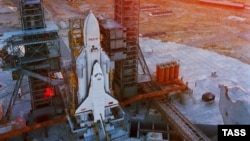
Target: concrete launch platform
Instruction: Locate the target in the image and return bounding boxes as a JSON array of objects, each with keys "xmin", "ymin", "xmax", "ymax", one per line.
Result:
[
  {"xmin": 1, "ymin": 37, "xmax": 250, "ymax": 140},
  {"xmin": 139, "ymin": 38, "xmax": 250, "ymax": 125}
]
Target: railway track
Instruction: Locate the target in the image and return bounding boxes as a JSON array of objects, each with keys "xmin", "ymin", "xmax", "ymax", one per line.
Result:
[
  {"xmin": 138, "ymin": 81, "xmax": 211, "ymax": 141},
  {"xmin": 153, "ymin": 99, "xmax": 211, "ymax": 141}
]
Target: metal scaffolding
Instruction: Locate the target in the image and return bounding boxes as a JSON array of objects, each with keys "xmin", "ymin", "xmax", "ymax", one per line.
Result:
[
  {"xmin": 2, "ymin": 0, "xmax": 63, "ymax": 118},
  {"xmin": 99, "ymin": 17, "xmax": 127, "ymax": 61},
  {"xmin": 113, "ymin": 0, "xmax": 140, "ymax": 99},
  {"xmin": 114, "ymin": 0, "xmax": 140, "ymax": 45},
  {"xmin": 19, "ymin": 0, "xmax": 46, "ymax": 30},
  {"xmin": 68, "ymin": 18, "xmax": 84, "ymax": 59},
  {"xmin": 113, "ymin": 0, "xmax": 153, "ymax": 99}
]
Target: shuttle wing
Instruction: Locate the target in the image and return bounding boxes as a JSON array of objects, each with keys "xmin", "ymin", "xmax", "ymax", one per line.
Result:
[{"xmin": 75, "ymin": 62, "xmax": 118, "ymax": 122}]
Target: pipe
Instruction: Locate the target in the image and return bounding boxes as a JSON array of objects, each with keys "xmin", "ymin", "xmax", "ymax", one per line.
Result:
[
  {"xmin": 20, "ymin": 69, "xmax": 64, "ymax": 86},
  {"xmin": 66, "ymin": 114, "xmax": 86, "ymax": 134},
  {"xmin": 109, "ymin": 106, "xmax": 125, "ymax": 123},
  {"xmin": 0, "ymin": 116, "xmax": 66, "ymax": 140}
]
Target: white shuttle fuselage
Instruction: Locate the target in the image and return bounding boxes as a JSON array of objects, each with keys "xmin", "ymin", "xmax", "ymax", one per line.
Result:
[{"xmin": 75, "ymin": 11, "xmax": 123, "ymax": 126}]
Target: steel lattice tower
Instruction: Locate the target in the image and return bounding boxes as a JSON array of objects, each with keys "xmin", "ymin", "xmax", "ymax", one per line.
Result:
[{"xmin": 114, "ymin": 0, "xmax": 140, "ymax": 99}]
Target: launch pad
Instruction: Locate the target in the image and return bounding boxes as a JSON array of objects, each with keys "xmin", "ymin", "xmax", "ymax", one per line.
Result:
[
  {"xmin": 0, "ymin": 0, "xmax": 201, "ymax": 140},
  {"xmin": 1, "ymin": 0, "xmax": 250, "ymax": 141}
]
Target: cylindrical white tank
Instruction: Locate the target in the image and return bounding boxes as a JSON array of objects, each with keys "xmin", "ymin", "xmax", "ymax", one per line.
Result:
[
  {"xmin": 77, "ymin": 59, "xmax": 87, "ymax": 105},
  {"xmin": 76, "ymin": 53, "xmax": 86, "ymax": 78},
  {"xmin": 76, "ymin": 64, "xmax": 83, "ymax": 78},
  {"xmin": 101, "ymin": 52, "xmax": 111, "ymax": 93}
]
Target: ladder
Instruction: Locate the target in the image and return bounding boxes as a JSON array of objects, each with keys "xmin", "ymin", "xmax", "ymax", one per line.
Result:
[{"xmin": 68, "ymin": 18, "xmax": 84, "ymax": 59}]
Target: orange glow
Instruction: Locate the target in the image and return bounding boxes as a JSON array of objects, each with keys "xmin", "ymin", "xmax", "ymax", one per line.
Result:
[{"xmin": 44, "ymin": 87, "xmax": 54, "ymax": 98}]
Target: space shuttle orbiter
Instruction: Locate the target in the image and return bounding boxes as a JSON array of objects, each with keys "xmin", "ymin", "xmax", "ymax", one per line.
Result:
[
  {"xmin": 75, "ymin": 61, "xmax": 120, "ymax": 123},
  {"xmin": 74, "ymin": 11, "xmax": 124, "ymax": 128}
]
